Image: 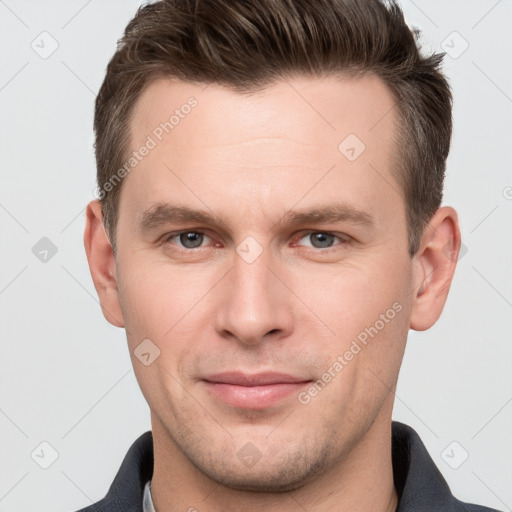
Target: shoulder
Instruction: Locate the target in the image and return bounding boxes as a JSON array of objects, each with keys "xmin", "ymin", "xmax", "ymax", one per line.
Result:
[
  {"xmin": 392, "ymin": 422, "xmax": 502, "ymax": 512},
  {"xmin": 71, "ymin": 431, "xmax": 153, "ymax": 512}
]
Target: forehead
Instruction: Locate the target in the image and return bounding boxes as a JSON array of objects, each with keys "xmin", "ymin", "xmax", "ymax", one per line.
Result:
[
  {"xmin": 130, "ymin": 73, "xmax": 397, "ymax": 150},
  {"xmin": 121, "ymin": 74, "xmax": 400, "ymax": 225}
]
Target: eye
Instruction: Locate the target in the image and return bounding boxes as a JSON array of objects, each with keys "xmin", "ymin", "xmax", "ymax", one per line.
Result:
[
  {"xmin": 165, "ymin": 231, "xmax": 212, "ymax": 249},
  {"xmin": 296, "ymin": 232, "xmax": 349, "ymax": 249}
]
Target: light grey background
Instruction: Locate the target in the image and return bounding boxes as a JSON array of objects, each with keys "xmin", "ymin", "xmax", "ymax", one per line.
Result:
[{"xmin": 0, "ymin": 1, "xmax": 511, "ymax": 511}]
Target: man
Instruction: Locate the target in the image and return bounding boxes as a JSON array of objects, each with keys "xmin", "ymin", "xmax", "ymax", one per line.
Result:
[{"xmin": 79, "ymin": 0, "xmax": 500, "ymax": 511}]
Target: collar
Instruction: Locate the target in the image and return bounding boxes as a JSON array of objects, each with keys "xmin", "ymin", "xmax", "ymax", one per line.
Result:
[
  {"xmin": 143, "ymin": 480, "xmax": 156, "ymax": 512},
  {"xmin": 77, "ymin": 421, "xmax": 499, "ymax": 512}
]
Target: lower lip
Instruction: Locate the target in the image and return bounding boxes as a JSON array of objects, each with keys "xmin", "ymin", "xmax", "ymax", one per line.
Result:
[{"xmin": 202, "ymin": 381, "xmax": 311, "ymax": 409}]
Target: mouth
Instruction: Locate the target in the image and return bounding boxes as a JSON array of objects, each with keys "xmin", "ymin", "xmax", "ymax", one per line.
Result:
[{"xmin": 201, "ymin": 372, "xmax": 312, "ymax": 409}]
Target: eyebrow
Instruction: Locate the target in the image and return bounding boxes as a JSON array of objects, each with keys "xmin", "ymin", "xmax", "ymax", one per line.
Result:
[{"xmin": 138, "ymin": 201, "xmax": 375, "ymax": 233}]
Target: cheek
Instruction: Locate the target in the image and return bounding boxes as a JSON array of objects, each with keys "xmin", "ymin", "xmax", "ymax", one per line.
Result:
[
  {"xmin": 301, "ymin": 282, "xmax": 408, "ymax": 424},
  {"xmin": 117, "ymin": 263, "xmax": 204, "ymax": 410},
  {"xmin": 118, "ymin": 258, "xmax": 210, "ymax": 342},
  {"xmin": 290, "ymin": 258, "xmax": 407, "ymax": 344}
]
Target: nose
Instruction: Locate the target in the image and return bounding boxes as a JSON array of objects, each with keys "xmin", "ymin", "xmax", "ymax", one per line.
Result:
[{"xmin": 214, "ymin": 242, "xmax": 294, "ymax": 347}]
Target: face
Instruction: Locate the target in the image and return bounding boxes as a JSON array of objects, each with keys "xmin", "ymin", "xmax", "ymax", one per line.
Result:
[{"xmin": 99, "ymin": 75, "xmax": 422, "ymax": 490}]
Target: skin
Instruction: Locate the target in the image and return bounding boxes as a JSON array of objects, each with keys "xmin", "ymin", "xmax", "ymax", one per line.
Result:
[{"xmin": 84, "ymin": 74, "xmax": 460, "ymax": 512}]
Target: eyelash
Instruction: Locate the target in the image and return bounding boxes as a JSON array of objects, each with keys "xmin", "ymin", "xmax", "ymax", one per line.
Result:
[{"xmin": 162, "ymin": 230, "xmax": 351, "ymax": 252}]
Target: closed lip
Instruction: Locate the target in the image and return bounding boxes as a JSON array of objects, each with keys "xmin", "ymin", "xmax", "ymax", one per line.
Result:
[{"xmin": 202, "ymin": 372, "xmax": 311, "ymax": 386}]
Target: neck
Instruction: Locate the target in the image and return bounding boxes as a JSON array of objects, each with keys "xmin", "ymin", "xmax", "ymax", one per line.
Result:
[{"xmin": 150, "ymin": 411, "xmax": 398, "ymax": 512}]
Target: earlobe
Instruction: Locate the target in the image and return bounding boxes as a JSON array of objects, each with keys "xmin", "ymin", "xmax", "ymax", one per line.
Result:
[
  {"xmin": 83, "ymin": 199, "xmax": 125, "ymax": 328},
  {"xmin": 409, "ymin": 206, "xmax": 461, "ymax": 331}
]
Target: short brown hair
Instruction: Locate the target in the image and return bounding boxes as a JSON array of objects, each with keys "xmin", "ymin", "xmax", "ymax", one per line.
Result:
[{"xmin": 94, "ymin": 0, "xmax": 452, "ymax": 257}]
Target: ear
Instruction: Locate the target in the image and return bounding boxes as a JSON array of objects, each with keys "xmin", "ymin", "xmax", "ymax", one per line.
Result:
[
  {"xmin": 83, "ymin": 199, "xmax": 124, "ymax": 328},
  {"xmin": 409, "ymin": 206, "xmax": 461, "ymax": 331}
]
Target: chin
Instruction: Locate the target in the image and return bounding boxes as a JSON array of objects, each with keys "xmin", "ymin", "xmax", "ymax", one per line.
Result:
[{"xmin": 187, "ymin": 442, "xmax": 334, "ymax": 494}]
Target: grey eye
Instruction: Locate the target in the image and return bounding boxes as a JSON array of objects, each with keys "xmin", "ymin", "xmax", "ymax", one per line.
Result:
[
  {"xmin": 307, "ymin": 233, "xmax": 336, "ymax": 248},
  {"xmin": 179, "ymin": 232, "xmax": 204, "ymax": 248}
]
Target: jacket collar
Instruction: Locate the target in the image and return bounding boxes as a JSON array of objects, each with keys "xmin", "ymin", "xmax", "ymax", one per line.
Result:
[{"xmin": 80, "ymin": 421, "xmax": 496, "ymax": 512}]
